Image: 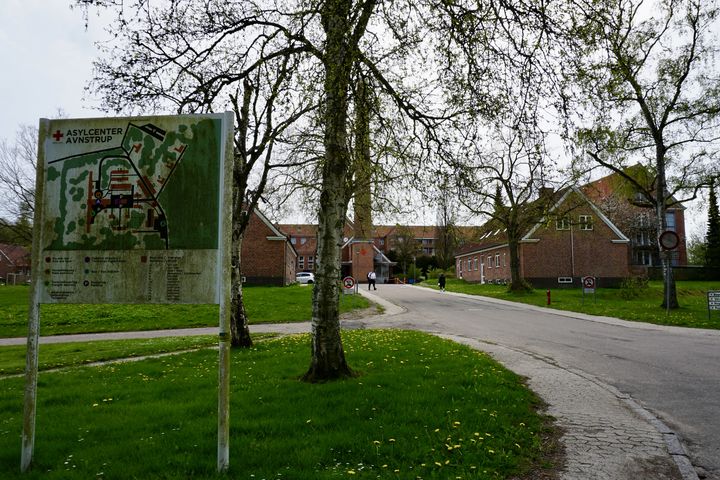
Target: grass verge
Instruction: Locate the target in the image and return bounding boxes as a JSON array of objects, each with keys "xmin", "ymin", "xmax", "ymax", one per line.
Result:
[
  {"xmin": 0, "ymin": 334, "xmax": 272, "ymax": 376},
  {"xmin": 0, "ymin": 285, "xmax": 369, "ymax": 338},
  {"xmin": 0, "ymin": 330, "xmax": 558, "ymax": 479},
  {"xmin": 422, "ymin": 278, "xmax": 720, "ymax": 329}
]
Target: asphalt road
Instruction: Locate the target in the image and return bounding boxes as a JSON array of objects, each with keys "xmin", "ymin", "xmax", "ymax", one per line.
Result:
[{"xmin": 367, "ymin": 285, "xmax": 720, "ymax": 480}]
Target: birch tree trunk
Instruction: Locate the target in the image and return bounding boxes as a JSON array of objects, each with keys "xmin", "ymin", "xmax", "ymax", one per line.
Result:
[{"xmin": 302, "ymin": 0, "xmax": 365, "ymax": 382}]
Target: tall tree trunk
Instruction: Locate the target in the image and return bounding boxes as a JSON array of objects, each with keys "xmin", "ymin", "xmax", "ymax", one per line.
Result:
[
  {"xmin": 353, "ymin": 75, "xmax": 372, "ymax": 240},
  {"xmin": 302, "ymin": 0, "xmax": 357, "ymax": 382},
  {"xmin": 230, "ymin": 80, "xmax": 254, "ymax": 347},
  {"xmin": 507, "ymin": 224, "xmax": 531, "ymax": 292},
  {"xmin": 230, "ymin": 217, "xmax": 252, "ymax": 348},
  {"xmin": 656, "ymin": 148, "xmax": 679, "ymax": 309},
  {"xmin": 230, "ymin": 233, "xmax": 252, "ymax": 347}
]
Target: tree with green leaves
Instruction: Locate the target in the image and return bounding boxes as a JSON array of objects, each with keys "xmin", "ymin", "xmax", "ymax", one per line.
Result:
[
  {"xmin": 707, "ymin": 179, "xmax": 720, "ymax": 268},
  {"xmin": 0, "ymin": 125, "xmax": 37, "ymax": 246},
  {"xmin": 78, "ymin": 0, "xmax": 452, "ymax": 381},
  {"xmin": 389, "ymin": 224, "xmax": 422, "ymax": 276},
  {"xmin": 567, "ymin": 0, "xmax": 720, "ymax": 308},
  {"xmin": 76, "ymin": 0, "xmax": 317, "ymax": 348}
]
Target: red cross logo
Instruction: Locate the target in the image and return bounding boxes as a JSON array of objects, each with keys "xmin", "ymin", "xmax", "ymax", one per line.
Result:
[{"xmin": 52, "ymin": 130, "xmax": 64, "ymax": 142}]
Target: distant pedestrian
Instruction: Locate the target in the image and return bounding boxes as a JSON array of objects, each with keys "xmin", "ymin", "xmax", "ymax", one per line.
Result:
[
  {"xmin": 367, "ymin": 271, "xmax": 377, "ymax": 290},
  {"xmin": 438, "ymin": 273, "xmax": 446, "ymax": 292}
]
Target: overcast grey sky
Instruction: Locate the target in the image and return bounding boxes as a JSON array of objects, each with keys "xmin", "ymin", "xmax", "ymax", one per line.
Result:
[
  {"xmin": 0, "ymin": 0, "xmax": 106, "ymax": 140},
  {"xmin": 0, "ymin": 0, "xmax": 711, "ymax": 237}
]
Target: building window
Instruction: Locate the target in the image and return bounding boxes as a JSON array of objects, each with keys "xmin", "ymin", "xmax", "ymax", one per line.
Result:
[
  {"xmin": 556, "ymin": 216, "xmax": 570, "ymax": 230},
  {"xmin": 665, "ymin": 212, "xmax": 676, "ymax": 231},
  {"xmin": 379, "ymin": 238, "xmax": 385, "ymax": 246},
  {"xmin": 291, "ymin": 237, "xmax": 297, "ymax": 244},
  {"xmin": 579, "ymin": 215, "xmax": 593, "ymax": 230},
  {"xmin": 298, "ymin": 256, "xmax": 304, "ymax": 270},
  {"xmin": 503, "ymin": 253, "xmax": 506, "ymax": 267},
  {"xmin": 474, "ymin": 257, "xmax": 478, "ymax": 270},
  {"xmin": 635, "ymin": 250, "xmax": 652, "ymax": 266},
  {"xmin": 308, "ymin": 255, "xmax": 314, "ymax": 270},
  {"xmin": 300, "ymin": 237, "xmax": 307, "ymax": 245},
  {"xmin": 488, "ymin": 255, "xmax": 493, "ymax": 268},
  {"xmin": 495, "ymin": 254, "xmax": 500, "ymax": 268}
]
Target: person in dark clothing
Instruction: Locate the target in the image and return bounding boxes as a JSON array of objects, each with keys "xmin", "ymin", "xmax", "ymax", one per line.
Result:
[
  {"xmin": 367, "ymin": 271, "xmax": 377, "ymax": 290},
  {"xmin": 438, "ymin": 273, "xmax": 446, "ymax": 292}
]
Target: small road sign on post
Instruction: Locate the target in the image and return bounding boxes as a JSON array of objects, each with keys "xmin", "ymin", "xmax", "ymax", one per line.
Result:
[
  {"xmin": 342, "ymin": 276, "xmax": 356, "ymax": 295},
  {"xmin": 709, "ymin": 291, "xmax": 720, "ymax": 321},
  {"xmin": 581, "ymin": 276, "xmax": 596, "ymax": 305}
]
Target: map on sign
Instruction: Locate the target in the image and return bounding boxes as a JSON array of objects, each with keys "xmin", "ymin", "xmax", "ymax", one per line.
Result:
[
  {"xmin": 44, "ymin": 120, "xmax": 220, "ymax": 251},
  {"xmin": 37, "ymin": 114, "xmax": 230, "ymax": 305}
]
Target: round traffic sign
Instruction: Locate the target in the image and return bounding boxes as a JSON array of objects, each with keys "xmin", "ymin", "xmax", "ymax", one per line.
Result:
[
  {"xmin": 659, "ymin": 230, "xmax": 679, "ymax": 250},
  {"xmin": 342, "ymin": 276, "xmax": 356, "ymax": 289},
  {"xmin": 582, "ymin": 276, "xmax": 596, "ymax": 289}
]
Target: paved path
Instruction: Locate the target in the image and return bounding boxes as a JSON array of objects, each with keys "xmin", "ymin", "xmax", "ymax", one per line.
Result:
[
  {"xmin": 360, "ymin": 285, "xmax": 718, "ymax": 480},
  {"xmin": 3, "ymin": 285, "xmax": 716, "ymax": 479}
]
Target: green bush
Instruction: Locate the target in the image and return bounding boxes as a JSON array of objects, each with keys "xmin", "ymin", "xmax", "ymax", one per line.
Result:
[
  {"xmin": 619, "ymin": 276, "xmax": 649, "ymax": 299},
  {"xmin": 426, "ymin": 267, "xmax": 455, "ymax": 280}
]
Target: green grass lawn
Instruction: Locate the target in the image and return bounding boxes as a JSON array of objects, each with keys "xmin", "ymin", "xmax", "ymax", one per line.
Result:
[
  {"xmin": 0, "ymin": 330, "xmax": 557, "ymax": 479},
  {"xmin": 0, "ymin": 335, "xmax": 262, "ymax": 376},
  {"xmin": 0, "ymin": 284, "xmax": 369, "ymax": 338},
  {"xmin": 422, "ymin": 278, "xmax": 720, "ymax": 329}
]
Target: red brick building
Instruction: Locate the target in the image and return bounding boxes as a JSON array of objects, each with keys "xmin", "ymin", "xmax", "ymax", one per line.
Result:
[
  {"xmin": 0, "ymin": 244, "xmax": 31, "ymax": 284},
  {"xmin": 582, "ymin": 170, "xmax": 687, "ymax": 269},
  {"xmin": 240, "ymin": 210, "xmax": 297, "ymax": 286},
  {"xmin": 455, "ymin": 187, "xmax": 633, "ymax": 287},
  {"xmin": 278, "ymin": 222, "xmax": 477, "ymax": 283},
  {"xmin": 455, "ymin": 170, "xmax": 689, "ymax": 288}
]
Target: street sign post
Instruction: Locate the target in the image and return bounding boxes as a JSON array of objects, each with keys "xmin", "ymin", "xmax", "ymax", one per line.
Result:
[
  {"xmin": 581, "ymin": 276, "xmax": 596, "ymax": 305},
  {"xmin": 342, "ymin": 276, "xmax": 357, "ymax": 295},
  {"xmin": 709, "ymin": 291, "xmax": 720, "ymax": 321},
  {"xmin": 23, "ymin": 113, "xmax": 233, "ymax": 473},
  {"xmin": 659, "ymin": 230, "xmax": 679, "ymax": 316}
]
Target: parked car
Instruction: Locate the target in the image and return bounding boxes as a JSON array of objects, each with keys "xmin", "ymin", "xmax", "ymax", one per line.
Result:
[{"xmin": 296, "ymin": 272, "xmax": 315, "ymax": 284}]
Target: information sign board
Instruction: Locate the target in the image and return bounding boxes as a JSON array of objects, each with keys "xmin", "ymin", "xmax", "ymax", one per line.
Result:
[
  {"xmin": 36, "ymin": 115, "xmax": 229, "ymax": 304},
  {"xmin": 709, "ymin": 291, "xmax": 720, "ymax": 311},
  {"xmin": 23, "ymin": 113, "xmax": 233, "ymax": 473}
]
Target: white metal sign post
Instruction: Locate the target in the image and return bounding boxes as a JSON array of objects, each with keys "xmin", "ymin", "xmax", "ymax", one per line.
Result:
[
  {"xmin": 342, "ymin": 276, "xmax": 356, "ymax": 295},
  {"xmin": 22, "ymin": 113, "xmax": 233, "ymax": 473},
  {"xmin": 581, "ymin": 276, "xmax": 596, "ymax": 305},
  {"xmin": 709, "ymin": 291, "xmax": 720, "ymax": 321}
]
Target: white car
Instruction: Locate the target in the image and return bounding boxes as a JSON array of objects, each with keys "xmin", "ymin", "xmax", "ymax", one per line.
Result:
[{"xmin": 296, "ymin": 272, "xmax": 315, "ymax": 284}]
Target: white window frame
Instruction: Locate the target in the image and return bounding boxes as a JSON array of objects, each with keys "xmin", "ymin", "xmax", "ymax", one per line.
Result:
[
  {"xmin": 579, "ymin": 215, "xmax": 593, "ymax": 231},
  {"xmin": 556, "ymin": 216, "xmax": 570, "ymax": 230},
  {"xmin": 298, "ymin": 256, "xmax": 304, "ymax": 270},
  {"xmin": 495, "ymin": 254, "xmax": 500, "ymax": 268},
  {"xmin": 487, "ymin": 255, "xmax": 493, "ymax": 268}
]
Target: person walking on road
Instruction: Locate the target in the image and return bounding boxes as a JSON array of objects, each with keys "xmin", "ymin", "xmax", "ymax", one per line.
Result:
[
  {"xmin": 438, "ymin": 273, "xmax": 446, "ymax": 292},
  {"xmin": 367, "ymin": 271, "xmax": 377, "ymax": 290}
]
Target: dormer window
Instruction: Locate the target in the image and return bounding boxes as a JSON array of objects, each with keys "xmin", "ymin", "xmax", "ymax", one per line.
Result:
[
  {"xmin": 579, "ymin": 215, "xmax": 593, "ymax": 231},
  {"xmin": 556, "ymin": 217, "xmax": 570, "ymax": 230}
]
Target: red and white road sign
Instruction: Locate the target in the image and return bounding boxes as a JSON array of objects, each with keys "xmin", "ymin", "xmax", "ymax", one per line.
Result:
[{"xmin": 343, "ymin": 276, "xmax": 356, "ymax": 290}]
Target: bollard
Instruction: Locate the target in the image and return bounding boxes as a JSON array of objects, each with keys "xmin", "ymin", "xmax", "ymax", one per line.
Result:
[{"xmin": 546, "ymin": 289, "xmax": 551, "ymax": 305}]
